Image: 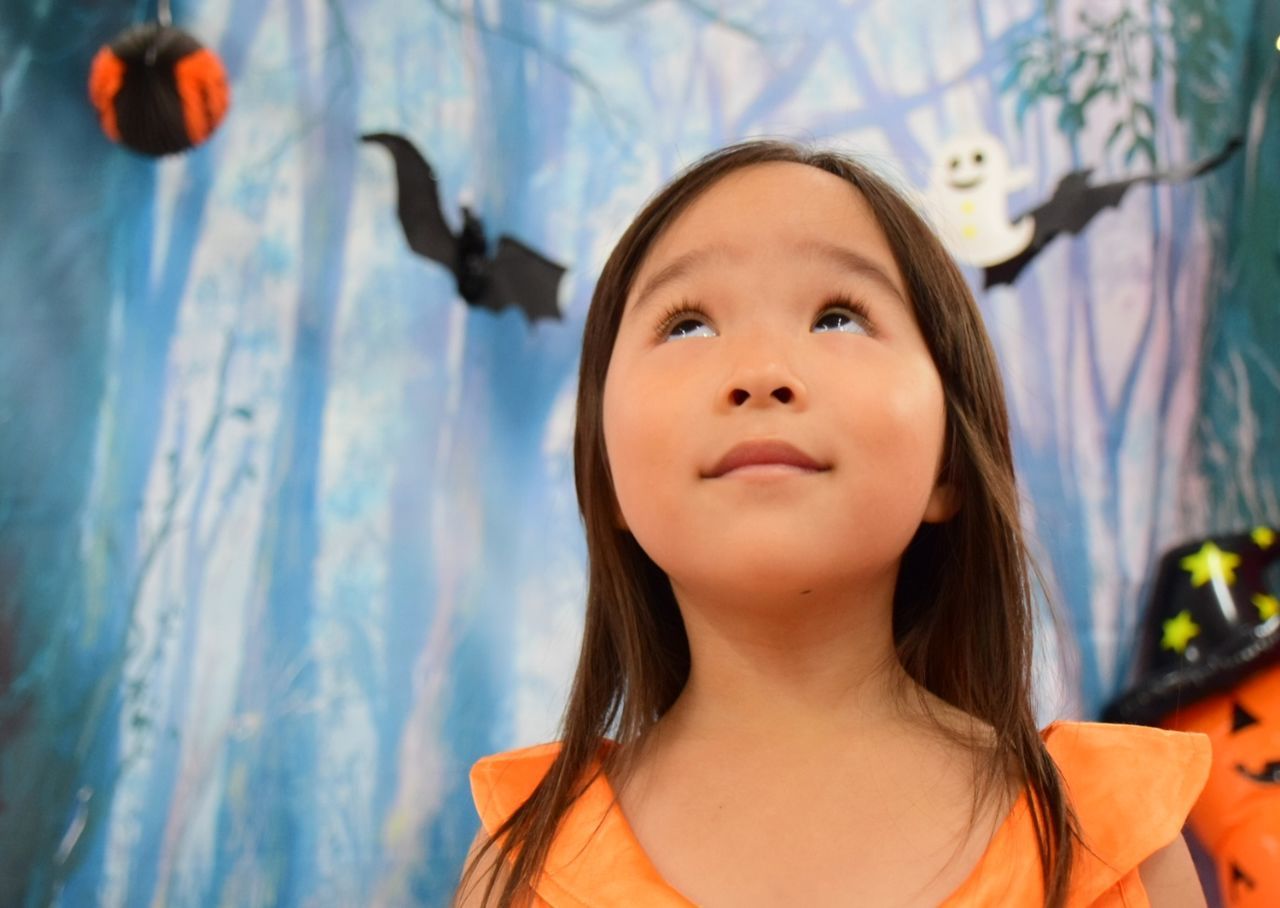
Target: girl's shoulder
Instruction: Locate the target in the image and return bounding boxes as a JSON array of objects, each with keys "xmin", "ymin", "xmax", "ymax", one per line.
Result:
[
  {"xmin": 469, "ymin": 724, "xmax": 1211, "ymax": 905},
  {"xmin": 470, "ymin": 722, "xmax": 1210, "ymax": 828}
]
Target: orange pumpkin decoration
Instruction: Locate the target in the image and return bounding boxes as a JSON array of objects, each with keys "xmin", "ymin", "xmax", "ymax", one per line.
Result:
[
  {"xmin": 1164, "ymin": 665, "xmax": 1280, "ymax": 907},
  {"xmin": 1106, "ymin": 527, "xmax": 1280, "ymax": 906}
]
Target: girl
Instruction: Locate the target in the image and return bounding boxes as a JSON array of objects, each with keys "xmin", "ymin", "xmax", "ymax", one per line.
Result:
[{"xmin": 453, "ymin": 140, "xmax": 1210, "ymax": 907}]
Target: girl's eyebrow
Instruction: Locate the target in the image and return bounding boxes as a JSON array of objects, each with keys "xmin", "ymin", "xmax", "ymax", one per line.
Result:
[
  {"xmin": 800, "ymin": 239, "xmax": 908, "ymax": 306},
  {"xmin": 630, "ymin": 245, "xmax": 732, "ymax": 314},
  {"xmin": 630, "ymin": 239, "xmax": 907, "ymax": 313}
]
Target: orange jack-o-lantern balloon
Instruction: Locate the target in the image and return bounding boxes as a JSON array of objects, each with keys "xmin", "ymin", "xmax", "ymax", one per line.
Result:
[{"xmin": 1164, "ymin": 664, "xmax": 1280, "ymax": 907}]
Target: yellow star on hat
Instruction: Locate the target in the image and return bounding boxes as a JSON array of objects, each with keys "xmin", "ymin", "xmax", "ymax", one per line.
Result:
[
  {"xmin": 1161, "ymin": 610, "xmax": 1202, "ymax": 653},
  {"xmin": 1180, "ymin": 542, "xmax": 1241, "ymax": 587},
  {"xmin": 1254, "ymin": 593, "xmax": 1279, "ymax": 622},
  {"xmin": 1253, "ymin": 527, "xmax": 1275, "ymax": 549}
]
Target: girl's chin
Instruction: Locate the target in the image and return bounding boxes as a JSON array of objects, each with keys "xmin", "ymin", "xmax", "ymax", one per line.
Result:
[
  {"xmin": 646, "ymin": 533, "xmax": 907, "ymax": 582},
  {"xmin": 664, "ymin": 559, "xmax": 892, "ymax": 601}
]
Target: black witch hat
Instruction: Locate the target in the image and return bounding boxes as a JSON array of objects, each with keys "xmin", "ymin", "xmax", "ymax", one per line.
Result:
[{"xmin": 1103, "ymin": 527, "xmax": 1280, "ymax": 726}]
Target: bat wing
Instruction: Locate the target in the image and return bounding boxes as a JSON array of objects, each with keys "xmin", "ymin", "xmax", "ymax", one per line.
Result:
[
  {"xmin": 984, "ymin": 169, "xmax": 1143, "ymax": 288},
  {"xmin": 1029, "ymin": 169, "xmax": 1140, "ymax": 237},
  {"xmin": 1040, "ymin": 137, "xmax": 1240, "ymax": 235},
  {"xmin": 1156, "ymin": 135, "xmax": 1242, "ymax": 183},
  {"xmin": 361, "ymin": 132, "xmax": 457, "ymax": 267},
  {"xmin": 984, "ymin": 138, "xmax": 1240, "ymax": 288},
  {"xmin": 480, "ymin": 236, "xmax": 567, "ymax": 322}
]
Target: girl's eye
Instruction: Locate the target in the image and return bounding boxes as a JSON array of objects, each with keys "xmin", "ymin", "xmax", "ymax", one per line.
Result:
[
  {"xmin": 813, "ymin": 299, "xmax": 873, "ymax": 335},
  {"xmin": 653, "ymin": 296, "xmax": 875, "ymax": 341},
  {"xmin": 668, "ymin": 316, "xmax": 715, "ymax": 339},
  {"xmin": 655, "ymin": 302, "xmax": 716, "ymax": 341}
]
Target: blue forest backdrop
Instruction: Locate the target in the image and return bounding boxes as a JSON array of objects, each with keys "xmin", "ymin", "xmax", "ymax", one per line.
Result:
[{"xmin": 1, "ymin": 0, "xmax": 1277, "ymax": 905}]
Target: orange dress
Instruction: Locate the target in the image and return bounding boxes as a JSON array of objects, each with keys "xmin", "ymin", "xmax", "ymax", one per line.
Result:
[{"xmin": 469, "ymin": 721, "xmax": 1210, "ymax": 906}]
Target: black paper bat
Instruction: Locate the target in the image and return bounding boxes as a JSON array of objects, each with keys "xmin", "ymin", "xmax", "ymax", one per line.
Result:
[
  {"xmin": 361, "ymin": 131, "xmax": 566, "ymax": 322},
  {"xmin": 984, "ymin": 137, "xmax": 1242, "ymax": 288}
]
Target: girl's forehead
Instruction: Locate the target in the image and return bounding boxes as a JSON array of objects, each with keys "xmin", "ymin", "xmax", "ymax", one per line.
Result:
[
  {"xmin": 631, "ymin": 163, "xmax": 903, "ymax": 299},
  {"xmin": 649, "ymin": 165, "xmax": 889, "ymax": 257}
]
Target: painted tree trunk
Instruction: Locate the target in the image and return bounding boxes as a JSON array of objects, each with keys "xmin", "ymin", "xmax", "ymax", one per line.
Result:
[{"xmin": 207, "ymin": 1, "xmax": 359, "ymax": 904}]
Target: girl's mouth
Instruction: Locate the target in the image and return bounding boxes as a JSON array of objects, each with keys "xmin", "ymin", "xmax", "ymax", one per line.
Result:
[{"xmin": 706, "ymin": 439, "xmax": 829, "ymax": 478}]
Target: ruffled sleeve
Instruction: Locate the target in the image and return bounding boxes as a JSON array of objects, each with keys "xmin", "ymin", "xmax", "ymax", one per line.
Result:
[
  {"xmin": 945, "ymin": 721, "xmax": 1211, "ymax": 906},
  {"xmin": 469, "ymin": 741, "xmax": 695, "ymax": 906},
  {"xmin": 469, "ymin": 741, "xmax": 563, "ymax": 836},
  {"xmin": 1046, "ymin": 721, "xmax": 1211, "ymax": 904}
]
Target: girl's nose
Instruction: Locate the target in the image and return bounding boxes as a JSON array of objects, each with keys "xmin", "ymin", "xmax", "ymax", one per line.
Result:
[
  {"xmin": 729, "ymin": 384, "xmax": 794, "ymax": 406},
  {"xmin": 720, "ymin": 356, "xmax": 807, "ymax": 409}
]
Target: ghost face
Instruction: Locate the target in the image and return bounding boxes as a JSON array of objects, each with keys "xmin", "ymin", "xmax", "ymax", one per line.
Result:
[
  {"xmin": 601, "ymin": 163, "xmax": 957, "ymax": 605},
  {"xmin": 932, "ymin": 134, "xmax": 1009, "ymax": 193}
]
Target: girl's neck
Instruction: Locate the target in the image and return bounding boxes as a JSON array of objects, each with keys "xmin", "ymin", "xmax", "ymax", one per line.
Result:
[{"xmin": 653, "ymin": 575, "xmax": 934, "ymax": 756}]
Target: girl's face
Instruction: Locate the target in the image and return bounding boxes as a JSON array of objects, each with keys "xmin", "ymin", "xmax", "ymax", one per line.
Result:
[{"xmin": 602, "ymin": 162, "xmax": 956, "ymax": 602}]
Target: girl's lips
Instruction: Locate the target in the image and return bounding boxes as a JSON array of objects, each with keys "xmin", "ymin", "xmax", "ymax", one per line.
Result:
[{"xmin": 706, "ymin": 439, "xmax": 829, "ymax": 478}]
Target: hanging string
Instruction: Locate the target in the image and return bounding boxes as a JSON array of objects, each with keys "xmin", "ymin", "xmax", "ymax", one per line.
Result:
[{"xmin": 143, "ymin": 0, "xmax": 174, "ymax": 66}]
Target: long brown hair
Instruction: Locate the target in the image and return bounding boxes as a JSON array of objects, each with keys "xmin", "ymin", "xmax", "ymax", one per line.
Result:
[{"xmin": 454, "ymin": 139, "xmax": 1081, "ymax": 907}]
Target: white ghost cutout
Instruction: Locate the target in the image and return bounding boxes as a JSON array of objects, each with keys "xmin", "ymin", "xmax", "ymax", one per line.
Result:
[{"xmin": 926, "ymin": 133, "xmax": 1034, "ymax": 267}]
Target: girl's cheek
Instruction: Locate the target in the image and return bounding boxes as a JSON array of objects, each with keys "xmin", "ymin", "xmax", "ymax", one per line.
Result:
[
  {"xmin": 876, "ymin": 364, "xmax": 946, "ymax": 427},
  {"xmin": 842, "ymin": 370, "xmax": 934, "ymax": 425}
]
